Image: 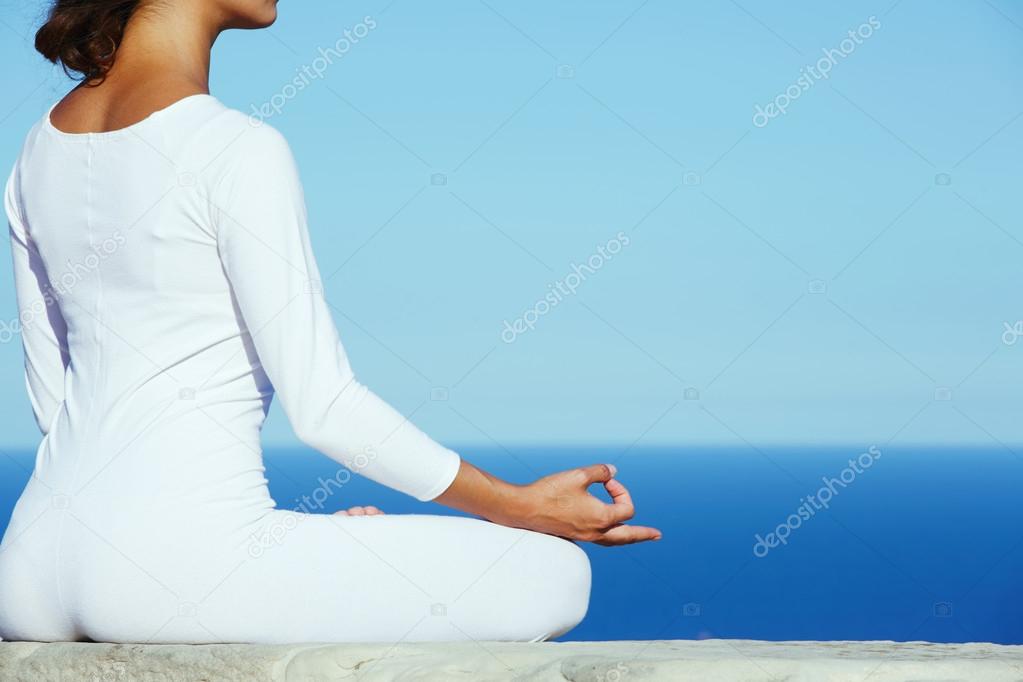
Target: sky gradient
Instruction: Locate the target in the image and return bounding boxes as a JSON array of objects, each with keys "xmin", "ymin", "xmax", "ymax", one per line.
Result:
[{"xmin": 0, "ymin": 0, "xmax": 1021, "ymax": 452}]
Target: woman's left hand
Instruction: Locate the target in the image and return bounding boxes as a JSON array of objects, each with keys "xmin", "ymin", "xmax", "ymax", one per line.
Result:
[{"xmin": 334, "ymin": 506, "xmax": 385, "ymax": 516}]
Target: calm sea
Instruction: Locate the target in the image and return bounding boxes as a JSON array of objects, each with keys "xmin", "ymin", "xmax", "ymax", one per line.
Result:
[{"xmin": 1, "ymin": 445, "xmax": 1020, "ymax": 643}]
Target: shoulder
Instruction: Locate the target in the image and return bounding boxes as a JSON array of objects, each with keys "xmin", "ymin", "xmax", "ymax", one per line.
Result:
[
  {"xmin": 182, "ymin": 109, "xmax": 308, "ymax": 238},
  {"xmin": 6, "ymin": 115, "xmax": 46, "ymax": 203},
  {"xmin": 4, "ymin": 112, "xmax": 53, "ymax": 240},
  {"xmin": 4, "ymin": 161, "xmax": 20, "ymax": 234},
  {"xmin": 3, "ymin": 124, "xmax": 36, "ymax": 236},
  {"xmin": 182, "ymin": 100, "xmax": 296, "ymax": 173},
  {"xmin": 176, "ymin": 100, "xmax": 304, "ymax": 209}
]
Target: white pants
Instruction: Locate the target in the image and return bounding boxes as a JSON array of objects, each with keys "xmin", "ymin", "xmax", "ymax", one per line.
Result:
[{"xmin": 0, "ymin": 476, "xmax": 591, "ymax": 644}]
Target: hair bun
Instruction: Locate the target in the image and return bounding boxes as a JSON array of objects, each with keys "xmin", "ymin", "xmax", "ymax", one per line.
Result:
[{"xmin": 35, "ymin": 0, "xmax": 140, "ymax": 83}]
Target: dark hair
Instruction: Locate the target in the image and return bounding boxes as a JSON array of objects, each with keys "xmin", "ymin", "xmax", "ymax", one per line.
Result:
[{"xmin": 35, "ymin": 0, "xmax": 142, "ymax": 83}]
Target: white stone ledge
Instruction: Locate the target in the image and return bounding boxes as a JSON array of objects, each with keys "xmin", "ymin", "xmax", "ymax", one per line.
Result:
[{"xmin": 1, "ymin": 639, "xmax": 1021, "ymax": 681}]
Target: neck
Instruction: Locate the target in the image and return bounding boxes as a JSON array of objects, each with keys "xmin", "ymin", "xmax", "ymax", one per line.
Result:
[{"xmin": 98, "ymin": 3, "xmax": 219, "ymax": 92}]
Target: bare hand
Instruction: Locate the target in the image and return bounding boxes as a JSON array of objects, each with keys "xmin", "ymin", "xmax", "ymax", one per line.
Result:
[
  {"xmin": 514, "ymin": 464, "xmax": 662, "ymax": 546},
  {"xmin": 434, "ymin": 459, "xmax": 661, "ymax": 546},
  {"xmin": 333, "ymin": 506, "xmax": 385, "ymax": 516}
]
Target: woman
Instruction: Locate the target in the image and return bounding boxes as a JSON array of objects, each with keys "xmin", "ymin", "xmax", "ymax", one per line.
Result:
[{"xmin": 0, "ymin": 0, "xmax": 660, "ymax": 644}]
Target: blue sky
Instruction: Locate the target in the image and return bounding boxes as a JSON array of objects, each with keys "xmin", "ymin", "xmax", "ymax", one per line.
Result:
[{"xmin": 0, "ymin": 0, "xmax": 1021, "ymax": 451}]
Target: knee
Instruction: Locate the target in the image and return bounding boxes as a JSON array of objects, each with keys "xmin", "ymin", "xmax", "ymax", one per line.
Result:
[
  {"xmin": 521, "ymin": 533, "xmax": 592, "ymax": 640},
  {"xmin": 439, "ymin": 519, "xmax": 593, "ymax": 642}
]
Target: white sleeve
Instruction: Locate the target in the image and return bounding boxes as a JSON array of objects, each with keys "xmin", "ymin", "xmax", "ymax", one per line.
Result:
[
  {"xmin": 207, "ymin": 124, "xmax": 460, "ymax": 502},
  {"xmin": 5, "ymin": 166, "xmax": 69, "ymax": 436}
]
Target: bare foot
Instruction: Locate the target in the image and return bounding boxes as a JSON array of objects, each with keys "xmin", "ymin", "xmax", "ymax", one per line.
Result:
[{"xmin": 333, "ymin": 506, "xmax": 385, "ymax": 516}]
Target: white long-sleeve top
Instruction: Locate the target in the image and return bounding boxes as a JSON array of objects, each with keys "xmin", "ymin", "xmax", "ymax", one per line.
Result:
[{"xmin": 5, "ymin": 94, "xmax": 460, "ymax": 503}]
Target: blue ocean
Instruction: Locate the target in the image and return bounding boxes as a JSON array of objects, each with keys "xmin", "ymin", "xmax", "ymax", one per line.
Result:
[{"xmin": 2, "ymin": 445, "xmax": 1020, "ymax": 643}]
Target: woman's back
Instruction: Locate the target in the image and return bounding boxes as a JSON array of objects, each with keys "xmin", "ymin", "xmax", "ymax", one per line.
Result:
[{"xmin": 9, "ymin": 94, "xmax": 275, "ymax": 504}]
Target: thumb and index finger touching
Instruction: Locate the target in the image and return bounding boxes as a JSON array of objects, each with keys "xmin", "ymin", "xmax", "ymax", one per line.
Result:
[{"xmin": 577, "ymin": 462, "xmax": 661, "ymax": 540}]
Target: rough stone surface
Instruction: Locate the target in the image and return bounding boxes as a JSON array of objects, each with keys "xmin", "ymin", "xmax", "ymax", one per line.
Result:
[{"xmin": 1, "ymin": 639, "xmax": 1021, "ymax": 681}]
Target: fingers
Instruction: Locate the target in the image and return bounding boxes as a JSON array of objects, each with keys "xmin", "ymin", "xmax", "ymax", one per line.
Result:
[
  {"xmin": 576, "ymin": 463, "xmax": 618, "ymax": 486},
  {"xmin": 595, "ymin": 524, "xmax": 662, "ymax": 546},
  {"xmin": 333, "ymin": 506, "xmax": 385, "ymax": 517},
  {"xmin": 603, "ymin": 478, "xmax": 635, "ymax": 523}
]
